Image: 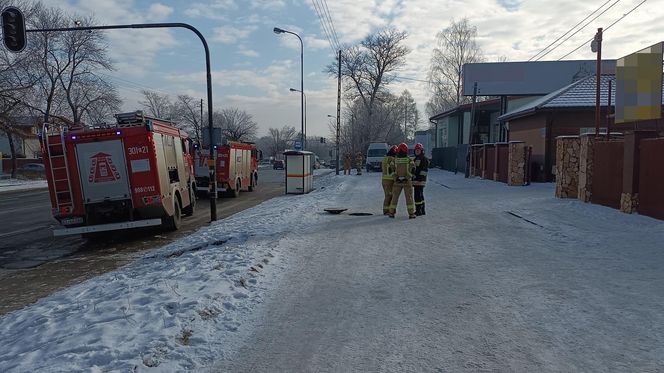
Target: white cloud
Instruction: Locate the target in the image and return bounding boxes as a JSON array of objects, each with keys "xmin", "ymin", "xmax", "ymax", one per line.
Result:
[
  {"xmin": 147, "ymin": 3, "xmax": 173, "ymax": 21},
  {"xmin": 250, "ymin": 0, "xmax": 286, "ymax": 11},
  {"xmin": 238, "ymin": 46, "xmax": 260, "ymax": 57},
  {"xmin": 304, "ymin": 35, "xmax": 331, "ymax": 51},
  {"xmin": 184, "ymin": 1, "xmax": 235, "ymax": 20},
  {"xmin": 212, "ymin": 25, "xmax": 259, "ymax": 44}
]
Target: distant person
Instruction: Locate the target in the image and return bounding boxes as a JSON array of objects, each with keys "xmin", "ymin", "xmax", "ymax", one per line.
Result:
[
  {"xmin": 343, "ymin": 153, "xmax": 352, "ymax": 175},
  {"xmin": 355, "ymin": 152, "xmax": 364, "ymax": 175},
  {"xmin": 381, "ymin": 145, "xmax": 397, "ymax": 215},
  {"xmin": 388, "ymin": 143, "xmax": 416, "ymax": 219},
  {"xmin": 413, "ymin": 143, "xmax": 429, "ymax": 216}
]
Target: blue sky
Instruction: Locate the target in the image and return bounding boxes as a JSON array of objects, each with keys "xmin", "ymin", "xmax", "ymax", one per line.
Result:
[{"xmin": 45, "ymin": 0, "xmax": 660, "ymax": 138}]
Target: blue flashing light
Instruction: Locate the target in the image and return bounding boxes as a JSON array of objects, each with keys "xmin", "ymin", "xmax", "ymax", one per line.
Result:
[
  {"xmin": 71, "ymin": 135, "xmax": 77, "ymax": 140},
  {"xmin": 116, "ymin": 131, "xmax": 121, "ymax": 135}
]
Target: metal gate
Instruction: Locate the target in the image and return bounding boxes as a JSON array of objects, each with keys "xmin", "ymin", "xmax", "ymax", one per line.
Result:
[
  {"xmin": 591, "ymin": 140, "xmax": 624, "ymax": 209},
  {"xmin": 638, "ymin": 138, "xmax": 664, "ymax": 220}
]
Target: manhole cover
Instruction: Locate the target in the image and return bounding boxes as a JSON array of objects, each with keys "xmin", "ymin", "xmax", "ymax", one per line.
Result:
[{"xmin": 348, "ymin": 212, "xmax": 373, "ymax": 216}]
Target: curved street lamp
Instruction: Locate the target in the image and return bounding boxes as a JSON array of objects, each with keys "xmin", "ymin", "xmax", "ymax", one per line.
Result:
[{"xmin": 274, "ymin": 27, "xmax": 304, "ymax": 150}]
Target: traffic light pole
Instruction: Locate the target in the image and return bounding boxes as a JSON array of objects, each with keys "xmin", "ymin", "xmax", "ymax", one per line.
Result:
[{"xmin": 24, "ymin": 22, "xmax": 218, "ymax": 221}]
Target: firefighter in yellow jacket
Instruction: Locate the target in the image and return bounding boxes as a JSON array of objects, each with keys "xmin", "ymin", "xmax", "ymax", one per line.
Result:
[
  {"xmin": 388, "ymin": 143, "xmax": 416, "ymax": 219},
  {"xmin": 381, "ymin": 145, "xmax": 397, "ymax": 215}
]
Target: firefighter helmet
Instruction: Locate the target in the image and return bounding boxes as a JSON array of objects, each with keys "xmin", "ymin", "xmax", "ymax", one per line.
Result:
[
  {"xmin": 415, "ymin": 143, "xmax": 424, "ymax": 151},
  {"xmin": 397, "ymin": 143, "xmax": 408, "ymax": 154},
  {"xmin": 388, "ymin": 145, "xmax": 398, "ymax": 156}
]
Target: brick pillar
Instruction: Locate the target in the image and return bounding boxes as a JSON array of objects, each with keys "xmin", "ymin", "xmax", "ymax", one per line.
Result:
[
  {"xmin": 621, "ymin": 131, "xmax": 658, "ymax": 213},
  {"xmin": 578, "ymin": 134, "xmax": 596, "ymax": 202},
  {"xmin": 508, "ymin": 141, "xmax": 526, "ymax": 186},
  {"xmin": 555, "ymin": 136, "xmax": 580, "ymax": 198}
]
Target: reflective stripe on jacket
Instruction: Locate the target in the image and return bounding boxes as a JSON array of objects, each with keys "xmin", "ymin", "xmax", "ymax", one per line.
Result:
[
  {"xmin": 381, "ymin": 156, "xmax": 394, "ymax": 180},
  {"xmin": 393, "ymin": 155, "xmax": 414, "ymax": 182}
]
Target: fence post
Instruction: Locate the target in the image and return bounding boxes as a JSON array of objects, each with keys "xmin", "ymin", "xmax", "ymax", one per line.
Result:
[
  {"xmin": 578, "ymin": 134, "xmax": 596, "ymax": 202},
  {"xmin": 555, "ymin": 136, "xmax": 581, "ymax": 198},
  {"xmin": 621, "ymin": 130, "xmax": 658, "ymax": 213}
]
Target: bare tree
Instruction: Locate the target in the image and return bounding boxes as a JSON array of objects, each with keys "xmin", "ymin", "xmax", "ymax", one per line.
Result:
[
  {"xmin": 428, "ymin": 18, "xmax": 484, "ymax": 115},
  {"xmin": 174, "ymin": 94, "xmax": 203, "ymax": 142},
  {"xmin": 267, "ymin": 125, "xmax": 297, "ymax": 158},
  {"xmin": 328, "ymin": 28, "xmax": 410, "ymax": 152},
  {"xmin": 57, "ymin": 17, "xmax": 116, "ymax": 125},
  {"xmin": 215, "ymin": 107, "xmax": 257, "ymax": 142},
  {"xmin": 139, "ymin": 90, "xmax": 173, "ymax": 119},
  {"xmin": 397, "ymin": 90, "xmax": 419, "ymax": 142}
]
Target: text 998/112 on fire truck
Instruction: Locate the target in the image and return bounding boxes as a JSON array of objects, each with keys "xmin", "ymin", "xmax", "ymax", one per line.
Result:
[{"xmin": 41, "ymin": 111, "xmax": 197, "ymax": 236}]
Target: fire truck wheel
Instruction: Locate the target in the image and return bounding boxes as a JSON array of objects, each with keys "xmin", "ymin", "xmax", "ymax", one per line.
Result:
[
  {"xmin": 232, "ymin": 180, "xmax": 241, "ymax": 198},
  {"xmin": 162, "ymin": 198, "xmax": 182, "ymax": 231},
  {"xmin": 248, "ymin": 174, "xmax": 257, "ymax": 192},
  {"xmin": 183, "ymin": 187, "xmax": 196, "ymax": 216}
]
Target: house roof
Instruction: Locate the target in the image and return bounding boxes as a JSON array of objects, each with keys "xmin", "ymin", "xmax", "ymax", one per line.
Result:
[
  {"xmin": 499, "ymin": 74, "xmax": 664, "ymax": 121},
  {"xmin": 429, "ymin": 98, "xmax": 501, "ymax": 121}
]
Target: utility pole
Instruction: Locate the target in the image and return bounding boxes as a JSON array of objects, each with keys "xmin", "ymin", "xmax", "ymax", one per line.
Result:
[
  {"xmin": 336, "ymin": 49, "xmax": 341, "ymax": 175},
  {"xmin": 200, "ymin": 98, "xmax": 203, "ymax": 143},
  {"xmin": 593, "ymin": 27, "xmax": 603, "ymax": 137},
  {"xmin": 404, "ymin": 104, "xmax": 408, "ymax": 142}
]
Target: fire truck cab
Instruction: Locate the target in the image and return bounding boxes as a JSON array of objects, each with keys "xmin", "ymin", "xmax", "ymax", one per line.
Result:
[{"xmin": 42, "ymin": 111, "xmax": 197, "ymax": 236}]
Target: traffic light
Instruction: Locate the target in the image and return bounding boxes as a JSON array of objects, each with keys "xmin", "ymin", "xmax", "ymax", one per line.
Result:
[
  {"xmin": 1, "ymin": 6, "xmax": 27, "ymax": 53},
  {"xmin": 320, "ymin": 137, "xmax": 325, "ymax": 143}
]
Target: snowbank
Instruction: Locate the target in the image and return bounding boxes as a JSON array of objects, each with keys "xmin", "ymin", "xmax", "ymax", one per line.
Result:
[
  {"xmin": 0, "ymin": 172, "xmax": 342, "ymax": 372},
  {"xmin": 0, "ymin": 178, "xmax": 48, "ymax": 193}
]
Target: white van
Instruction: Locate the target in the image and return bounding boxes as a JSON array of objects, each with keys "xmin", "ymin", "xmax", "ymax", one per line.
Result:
[{"xmin": 365, "ymin": 142, "xmax": 388, "ymax": 172}]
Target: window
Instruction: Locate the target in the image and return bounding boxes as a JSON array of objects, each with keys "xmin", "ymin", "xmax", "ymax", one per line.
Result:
[{"xmin": 368, "ymin": 149, "xmax": 386, "ymax": 157}]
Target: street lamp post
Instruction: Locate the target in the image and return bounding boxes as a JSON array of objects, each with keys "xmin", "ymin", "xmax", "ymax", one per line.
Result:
[
  {"xmin": 290, "ymin": 88, "xmax": 307, "ymax": 149},
  {"xmin": 274, "ymin": 27, "xmax": 304, "ymax": 150},
  {"xmin": 328, "ymin": 114, "xmax": 340, "ymax": 175}
]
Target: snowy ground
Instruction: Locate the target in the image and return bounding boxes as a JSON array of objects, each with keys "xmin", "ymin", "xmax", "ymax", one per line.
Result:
[
  {"xmin": 0, "ymin": 178, "xmax": 48, "ymax": 193},
  {"xmin": 1, "ymin": 170, "xmax": 663, "ymax": 372}
]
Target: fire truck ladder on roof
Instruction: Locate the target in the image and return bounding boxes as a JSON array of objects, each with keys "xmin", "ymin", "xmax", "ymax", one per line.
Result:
[{"xmin": 43, "ymin": 123, "xmax": 74, "ymax": 214}]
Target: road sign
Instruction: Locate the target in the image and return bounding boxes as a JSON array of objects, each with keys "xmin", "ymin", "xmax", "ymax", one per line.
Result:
[
  {"xmin": 1, "ymin": 6, "xmax": 27, "ymax": 53},
  {"xmin": 294, "ymin": 141, "xmax": 302, "ymax": 150}
]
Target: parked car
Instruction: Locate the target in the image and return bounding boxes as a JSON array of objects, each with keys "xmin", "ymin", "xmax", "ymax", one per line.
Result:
[
  {"xmin": 328, "ymin": 159, "xmax": 338, "ymax": 169},
  {"xmin": 19, "ymin": 163, "xmax": 45, "ymax": 172},
  {"xmin": 273, "ymin": 160, "xmax": 285, "ymax": 170}
]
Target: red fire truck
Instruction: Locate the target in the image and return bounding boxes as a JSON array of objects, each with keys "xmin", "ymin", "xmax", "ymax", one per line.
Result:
[
  {"xmin": 194, "ymin": 141, "xmax": 258, "ymax": 198},
  {"xmin": 42, "ymin": 111, "xmax": 197, "ymax": 236}
]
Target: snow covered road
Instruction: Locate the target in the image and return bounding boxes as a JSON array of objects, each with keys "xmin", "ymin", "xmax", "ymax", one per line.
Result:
[{"xmin": 1, "ymin": 170, "xmax": 663, "ymax": 372}]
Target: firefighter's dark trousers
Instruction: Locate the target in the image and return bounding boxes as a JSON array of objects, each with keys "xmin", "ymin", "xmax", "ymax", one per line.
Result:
[
  {"xmin": 389, "ymin": 180, "xmax": 415, "ymax": 217},
  {"xmin": 414, "ymin": 185, "xmax": 425, "ymax": 215},
  {"xmin": 382, "ymin": 179, "xmax": 394, "ymax": 214}
]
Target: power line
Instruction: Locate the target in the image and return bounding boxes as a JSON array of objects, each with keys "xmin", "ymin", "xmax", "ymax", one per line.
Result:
[
  {"xmin": 320, "ymin": 0, "xmax": 341, "ymax": 49},
  {"xmin": 535, "ymin": 0, "xmax": 622, "ymax": 61},
  {"xmin": 529, "ymin": 0, "xmax": 613, "ymax": 61},
  {"xmin": 558, "ymin": 0, "xmax": 647, "ymax": 60},
  {"xmin": 311, "ymin": 0, "xmax": 339, "ymax": 53}
]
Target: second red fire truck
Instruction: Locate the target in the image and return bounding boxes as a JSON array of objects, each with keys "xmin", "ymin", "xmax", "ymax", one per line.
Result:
[{"xmin": 194, "ymin": 141, "xmax": 259, "ymax": 198}]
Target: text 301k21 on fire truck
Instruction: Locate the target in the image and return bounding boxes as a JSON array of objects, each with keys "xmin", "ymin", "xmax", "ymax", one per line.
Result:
[{"xmin": 42, "ymin": 111, "xmax": 197, "ymax": 236}]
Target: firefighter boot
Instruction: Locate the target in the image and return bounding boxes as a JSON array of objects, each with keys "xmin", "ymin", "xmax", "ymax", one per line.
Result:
[{"xmin": 421, "ymin": 203, "xmax": 426, "ymax": 216}]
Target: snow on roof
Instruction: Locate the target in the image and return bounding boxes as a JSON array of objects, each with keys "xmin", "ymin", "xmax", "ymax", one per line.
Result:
[{"xmin": 500, "ymin": 75, "xmax": 664, "ymax": 121}]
